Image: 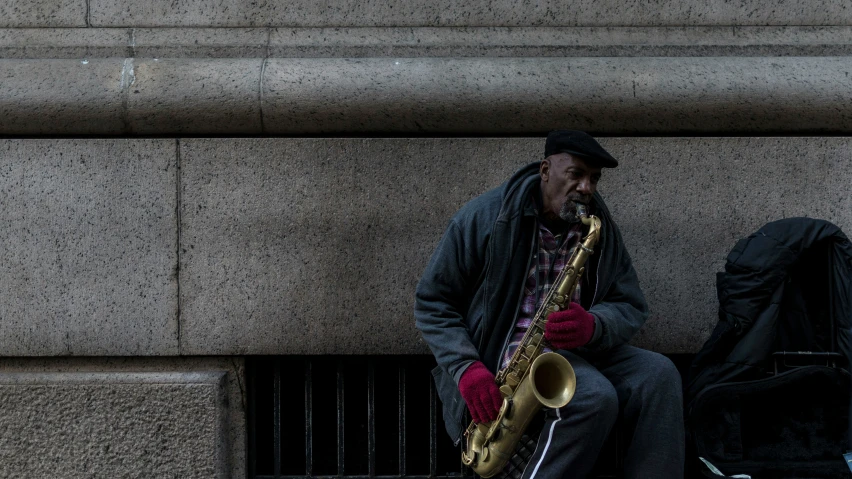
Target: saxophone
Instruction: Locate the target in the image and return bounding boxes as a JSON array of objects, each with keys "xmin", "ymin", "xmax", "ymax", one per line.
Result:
[{"xmin": 460, "ymin": 203, "xmax": 602, "ymax": 477}]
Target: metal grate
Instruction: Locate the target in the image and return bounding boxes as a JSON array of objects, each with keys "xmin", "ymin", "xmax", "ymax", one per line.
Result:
[
  {"xmin": 247, "ymin": 356, "xmax": 472, "ymax": 479},
  {"xmin": 244, "ymin": 353, "xmax": 674, "ymax": 479}
]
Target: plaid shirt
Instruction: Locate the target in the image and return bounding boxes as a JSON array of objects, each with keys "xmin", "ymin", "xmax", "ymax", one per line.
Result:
[{"xmin": 501, "ymin": 220, "xmax": 584, "ymax": 369}]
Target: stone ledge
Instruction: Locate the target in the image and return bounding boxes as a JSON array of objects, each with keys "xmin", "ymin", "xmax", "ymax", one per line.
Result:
[
  {"xmin": 261, "ymin": 56, "xmax": 852, "ymax": 134},
  {"xmin": 2, "ymin": 27, "xmax": 852, "ymax": 59},
  {"xmin": 3, "ymin": 56, "xmax": 852, "ymax": 134},
  {"xmin": 0, "ymin": 371, "xmax": 225, "ymax": 385},
  {"xmin": 0, "ymin": 370, "xmax": 229, "ymax": 478},
  {"xmin": 0, "ymin": 357, "xmax": 245, "ymax": 478}
]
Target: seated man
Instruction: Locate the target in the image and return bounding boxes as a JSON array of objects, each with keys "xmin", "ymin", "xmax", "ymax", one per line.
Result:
[{"xmin": 414, "ymin": 130, "xmax": 684, "ymax": 478}]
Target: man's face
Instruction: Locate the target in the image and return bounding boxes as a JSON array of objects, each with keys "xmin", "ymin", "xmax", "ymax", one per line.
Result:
[{"xmin": 539, "ymin": 153, "xmax": 603, "ymax": 223}]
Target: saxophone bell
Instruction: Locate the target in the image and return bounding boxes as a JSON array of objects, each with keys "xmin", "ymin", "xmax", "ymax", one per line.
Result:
[{"xmin": 461, "ymin": 353, "xmax": 576, "ymax": 478}]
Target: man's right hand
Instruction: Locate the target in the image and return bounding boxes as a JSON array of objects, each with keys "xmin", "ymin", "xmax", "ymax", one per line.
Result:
[{"xmin": 458, "ymin": 361, "xmax": 503, "ymax": 424}]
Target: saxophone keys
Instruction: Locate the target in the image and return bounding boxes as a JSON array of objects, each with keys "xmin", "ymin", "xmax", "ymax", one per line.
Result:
[
  {"xmin": 499, "ymin": 384, "xmax": 515, "ymax": 396},
  {"xmin": 516, "ymin": 358, "xmax": 529, "ymax": 371},
  {"xmin": 525, "ymin": 344, "xmax": 537, "ymax": 356},
  {"xmin": 505, "ymin": 372, "xmax": 520, "ymax": 386},
  {"xmin": 531, "ymin": 333, "xmax": 543, "ymax": 344}
]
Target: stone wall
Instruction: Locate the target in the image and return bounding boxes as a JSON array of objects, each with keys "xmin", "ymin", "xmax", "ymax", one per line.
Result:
[
  {"xmin": 3, "ymin": 138, "xmax": 849, "ymax": 359},
  {"xmin": 1, "ymin": 1, "xmax": 851, "ymax": 477}
]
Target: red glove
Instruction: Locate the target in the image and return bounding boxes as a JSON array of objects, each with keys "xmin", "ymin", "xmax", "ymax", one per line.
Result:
[
  {"xmin": 458, "ymin": 361, "xmax": 503, "ymax": 424},
  {"xmin": 545, "ymin": 302, "xmax": 596, "ymax": 350}
]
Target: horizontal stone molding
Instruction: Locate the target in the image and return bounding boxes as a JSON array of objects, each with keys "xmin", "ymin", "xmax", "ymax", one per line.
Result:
[
  {"xmin": 3, "ymin": 56, "xmax": 852, "ymax": 134},
  {"xmin": 261, "ymin": 56, "xmax": 852, "ymax": 134},
  {"xmin": 3, "ymin": 0, "xmax": 852, "ymax": 28},
  {"xmin": 3, "ymin": 27, "xmax": 852, "ymax": 59},
  {"xmin": 84, "ymin": 0, "xmax": 852, "ymax": 28},
  {"xmin": 0, "ymin": 371, "xmax": 225, "ymax": 385}
]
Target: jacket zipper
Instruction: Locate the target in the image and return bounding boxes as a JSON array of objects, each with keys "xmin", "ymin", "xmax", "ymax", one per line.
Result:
[{"xmin": 497, "ymin": 220, "xmax": 539, "ymax": 366}]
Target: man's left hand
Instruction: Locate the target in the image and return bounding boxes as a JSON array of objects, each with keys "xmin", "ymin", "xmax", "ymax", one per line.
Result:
[{"xmin": 544, "ymin": 302, "xmax": 595, "ymax": 350}]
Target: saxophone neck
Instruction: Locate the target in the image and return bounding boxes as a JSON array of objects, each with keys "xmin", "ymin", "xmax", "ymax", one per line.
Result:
[{"xmin": 580, "ymin": 213, "xmax": 602, "ymax": 245}]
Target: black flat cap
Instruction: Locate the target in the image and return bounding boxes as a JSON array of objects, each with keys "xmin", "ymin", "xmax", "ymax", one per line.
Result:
[{"xmin": 544, "ymin": 130, "xmax": 618, "ymax": 168}]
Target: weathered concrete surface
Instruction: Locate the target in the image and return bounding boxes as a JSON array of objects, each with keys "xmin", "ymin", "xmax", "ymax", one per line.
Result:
[
  {"xmin": 178, "ymin": 138, "xmax": 529, "ymax": 355},
  {"xmin": 178, "ymin": 137, "xmax": 852, "ymax": 355},
  {"xmin": 127, "ymin": 58, "xmax": 263, "ymax": 134},
  {"xmin": 265, "ymin": 26, "xmax": 852, "ymax": 58},
  {"xmin": 0, "ymin": 59, "xmax": 126, "ymax": 135},
  {"xmin": 0, "ymin": 0, "xmax": 86, "ymax": 28},
  {"xmin": 0, "ymin": 357, "xmax": 245, "ymax": 478},
  {"xmin": 133, "ymin": 28, "xmax": 269, "ymax": 58},
  {"xmin": 601, "ymin": 138, "xmax": 852, "ymax": 351},
  {"xmin": 0, "ymin": 140, "xmax": 178, "ymax": 356},
  {"xmin": 0, "ymin": 28, "xmax": 131, "ymax": 59},
  {"xmin": 88, "ymin": 0, "xmax": 852, "ymax": 27},
  {"xmin": 4, "ymin": 27, "xmax": 852, "ymax": 59},
  {"xmin": 4, "ymin": 56, "xmax": 852, "ymax": 135}
]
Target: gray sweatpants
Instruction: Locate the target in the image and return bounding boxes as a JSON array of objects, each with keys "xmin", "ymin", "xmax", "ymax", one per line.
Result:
[{"xmin": 520, "ymin": 345, "xmax": 684, "ymax": 479}]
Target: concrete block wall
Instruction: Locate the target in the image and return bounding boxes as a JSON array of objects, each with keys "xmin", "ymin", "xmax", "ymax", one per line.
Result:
[{"xmin": 1, "ymin": 0, "xmax": 851, "ymax": 476}]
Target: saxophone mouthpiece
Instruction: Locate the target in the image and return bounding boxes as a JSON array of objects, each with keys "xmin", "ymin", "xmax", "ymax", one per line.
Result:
[{"xmin": 575, "ymin": 203, "xmax": 587, "ymax": 218}]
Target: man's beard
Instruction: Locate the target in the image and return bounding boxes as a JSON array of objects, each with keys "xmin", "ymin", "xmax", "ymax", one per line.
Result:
[{"xmin": 558, "ymin": 196, "xmax": 591, "ymax": 223}]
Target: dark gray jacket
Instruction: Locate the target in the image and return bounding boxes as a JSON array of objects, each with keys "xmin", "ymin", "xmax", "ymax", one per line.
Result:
[{"xmin": 414, "ymin": 161, "xmax": 649, "ymax": 442}]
